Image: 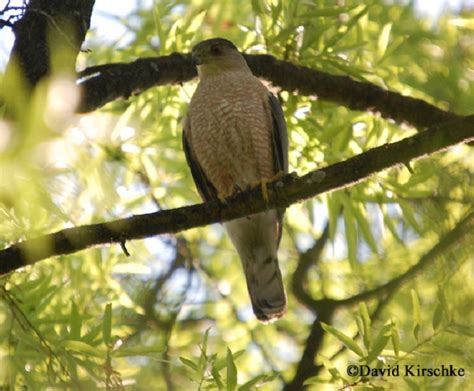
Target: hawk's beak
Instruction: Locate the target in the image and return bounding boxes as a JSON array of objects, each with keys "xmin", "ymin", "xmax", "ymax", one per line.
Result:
[{"xmin": 192, "ymin": 52, "xmax": 202, "ymax": 66}]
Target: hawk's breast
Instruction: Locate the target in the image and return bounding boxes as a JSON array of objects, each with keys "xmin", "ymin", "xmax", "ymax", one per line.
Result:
[{"xmin": 188, "ymin": 71, "xmax": 275, "ymax": 197}]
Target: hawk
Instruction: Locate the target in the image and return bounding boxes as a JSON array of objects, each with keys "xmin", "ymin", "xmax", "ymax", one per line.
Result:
[{"xmin": 182, "ymin": 38, "xmax": 288, "ymax": 322}]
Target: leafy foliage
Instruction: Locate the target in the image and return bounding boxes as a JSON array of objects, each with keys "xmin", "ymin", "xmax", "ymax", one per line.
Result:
[{"xmin": 0, "ymin": 0, "xmax": 473, "ymax": 389}]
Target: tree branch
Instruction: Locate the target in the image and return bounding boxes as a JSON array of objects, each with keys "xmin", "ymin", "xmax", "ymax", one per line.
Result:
[
  {"xmin": 6, "ymin": 0, "xmax": 95, "ymax": 87},
  {"xmin": 1, "ymin": 114, "xmax": 472, "ymax": 275},
  {"xmin": 77, "ymin": 53, "xmax": 460, "ymax": 130},
  {"xmin": 291, "ymin": 221, "xmax": 330, "ymax": 312},
  {"xmin": 330, "ymin": 210, "xmax": 474, "ymax": 307},
  {"xmin": 283, "ymin": 306, "xmax": 334, "ymax": 391}
]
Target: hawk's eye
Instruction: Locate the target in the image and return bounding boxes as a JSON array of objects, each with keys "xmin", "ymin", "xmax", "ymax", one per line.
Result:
[{"xmin": 210, "ymin": 45, "xmax": 222, "ymax": 56}]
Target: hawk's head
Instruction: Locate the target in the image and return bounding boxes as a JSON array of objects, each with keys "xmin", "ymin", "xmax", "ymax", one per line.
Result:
[
  {"xmin": 192, "ymin": 38, "xmax": 238, "ymax": 65},
  {"xmin": 192, "ymin": 38, "xmax": 249, "ymax": 76}
]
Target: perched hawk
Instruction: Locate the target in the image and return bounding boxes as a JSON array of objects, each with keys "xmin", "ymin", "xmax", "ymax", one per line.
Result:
[{"xmin": 182, "ymin": 38, "xmax": 288, "ymax": 322}]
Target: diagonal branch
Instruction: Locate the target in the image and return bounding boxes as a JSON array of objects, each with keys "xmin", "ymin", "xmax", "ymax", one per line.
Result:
[
  {"xmin": 0, "ymin": 114, "xmax": 473, "ymax": 276},
  {"xmin": 77, "ymin": 53, "xmax": 460, "ymax": 130},
  {"xmin": 330, "ymin": 210, "xmax": 474, "ymax": 307},
  {"xmin": 291, "ymin": 221, "xmax": 330, "ymax": 312}
]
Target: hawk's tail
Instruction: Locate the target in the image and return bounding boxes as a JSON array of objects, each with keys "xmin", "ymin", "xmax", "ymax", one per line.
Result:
[
  {"xmin": 243, "ymin": 254, "xmax": 287, "ymax": 323},
  {"xmin": 224, "ymin": 211, "xmax": 287, "ymax": 323}
]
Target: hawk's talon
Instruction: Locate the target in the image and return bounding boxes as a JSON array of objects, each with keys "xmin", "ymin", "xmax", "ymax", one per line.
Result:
[
  {"xmin": 217, "ymin": 192, "xmax": 228, "ymax": 204},
  {"xmin": 257, "ymin": 171, "xmax": 286, "ymax": 205},
  {"xmin": 247, "ymin": 180, "xmax": 270, "ymax": 206}
]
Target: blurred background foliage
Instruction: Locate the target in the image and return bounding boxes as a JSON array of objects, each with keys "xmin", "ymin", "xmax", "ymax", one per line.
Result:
[{"xmin": 0, "ymin": 0, "xmax": 473, "ymax": 389}]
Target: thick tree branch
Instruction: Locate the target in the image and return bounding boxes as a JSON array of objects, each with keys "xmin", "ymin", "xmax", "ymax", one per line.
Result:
[
  {"xmin": 6, "ymin": 0, "xmax": 95, "ymax": 87},
  {"xmin": 77, "ymin": 53, "xmax": 460, "ymax": 130},
  {"xmin": 1, "ymin": 114, "xmax": 472, "ymax": 275},
  {"xmin": 77, "ymin": 53, "xmax": 195, "ymax": 113}
]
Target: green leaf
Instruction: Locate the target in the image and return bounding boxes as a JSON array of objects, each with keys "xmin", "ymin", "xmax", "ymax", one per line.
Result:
[
  {"xmin": 411, "ymin": 289, "xmax": 421, "ymax": 341},
  {"xmin": 399, "ymin": 200, "xmax": 423, "ymax": 233},
  {"xmin": 352, "ymin": 203, "xmax": 378, "ymax": 254},
  {"xmin": 299, "ymin": 5, "xmax": 359, "ymax": 18},
  {"xmin": 327, "ymin": 193, "xmax": 342, "ymax": 239},
  {"xmin": 62, "ymin": 340, "xmax": 105, "ymax": 358},
  {"xmin": 318, "ymin": 354, "xmax": 335, "ymax": 370},
  {"xmin": 251, "ymin": 0, "xmax": 265, "ymax": 15},
  {"xmin": 359, "ymin": 302, "xmax": 372, "ymax": 349},
  {"xmin": 226, "ymin": 347, "xmax": 238, "ymax": 391},
  {"xmin": 342, "ymin": 201, "xmax": 358, "ymax": 267},
  {"xmin": 324, "ymin": 5, "xmax": 370, "ymax": 49},
  {"xmin": 403, "ymin": 376, "xmax": 421, "ymax": 391},
  {"xmin": 270, "ymin": 1, "xmax": 282, "ymax": 23},
  {"xmin": 211, "ymin": 366, "xmax": 225, "ymax": 389},
  {"xmin": 391, "ymin": 327, "xmax": 400, "ymax": 358},
  {"xmin": 377, "ymin": 23, "xmax": 392, "ymax": 58},
  {"xmin": 366, "ymin": 323, "xmax": 392, "ymax": 364},
  {"xmin": 185, "ymin": 10, "xmax": 206, "ymax": 35},
  {"xmin": 180, "ymin": 357, "xmax": 199, "ymax": 372},
  {"xmin": 446, "ymin": 324, "xmax": 474, "ymax": 338},
  {"xmin": 355, "ymin": 315, "xmax": 365, "ymax": 340},
  {"xmin": 201, "ymin": 327, "xmax": 210, "ymax": 356},
  {"xmin": 321, "ymin": 323, "xmax": 364, "ymax": 357},
  {"xmin": 112, "ymin": 346, "xmax": 165, "ymax": 358},
  {"xmin": 382, "ymin": 206, "xmax": 403, "ymax": 243},
  {"xmin": 102, "ymin": 303, "xmax": 112, "ymax": 346},
  {"xmin": 432, "ymin": 304, "xmax": 443, "ymax": 331},
  {"xmin": 303, "ymin": 375, "xmax": 328, "ymax": 385},
  {"xmin": 198, "ymin": 328, "xmax": 210, "ymax": 376},
  {"xmin": 69, "ymin": 302, "xmax": 82, "ymax": 340},
  {"xmin": 215, "ymin": 350, "xmax": 245, "ymax": 371},
  {"xmin": 437, "ymin": 288, "xmax": 450, "ymax": 322},
  {"xmin": 239, "ymin": 374, "xmax": 267, "ymax": 391}
]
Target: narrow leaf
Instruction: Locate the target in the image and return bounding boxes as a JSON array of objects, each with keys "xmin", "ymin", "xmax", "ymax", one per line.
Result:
[
  {"xmin": 180, "ymin": 357, "xmax": 199, "ymax": 372},
  {"xmin": 102, "ymin": 303, "xmax": 112, "ymax": 346},
  {"xmin": 343, "ymin": 203, "xmax": 358, "ymax": 267},
  {"xmin": 359, "ymin": 302, "xmax": 371, "ymax": 349},
  {"xmin": 411, "ymin": 289, "xmax": 421, "ymax": 341},
  {"xmin": 391, "ymin": 328, "xmax": 400, "ymax": 358},
  {"xmin": 226, "ymin": 347, "xmax": 238, "ymax": 391},
  {"xmin": 377, "ymin": 23, "xmax": 392, "ymax": 58},
  {"xmin": 366, "ymin": 323, "xmax": 392, "ymax": 363},
  {"xmin": 327, "ymin": 193, "xmax": 341, "ymax": 240},
  {"xmin": 321, "ymin": 323, "xmax": 364, "ymax": 357},
  {"xmin": 112, "ymin": 346, "xmax": 164, "ymax": 357},
  {"xmin": 353, "ymin": 203, "xmax": 378, "ymax": 254},
  {"xmin": 70, "ymin": 302, "xmax": 82, "ymax": 340},
  {"xmin": 62, "ymin": 340, "xmax": 105, "ymax": 357},
  {"xmin": 239, "ymin": 374, "xmax": 266, "ymax": 391},
  {"xmin": 211, "ymin": 366, "xmax": 225, "ymax": 389},
  {"xmin": 432, "ymin": 304, "xmax": 443, "ymax": 331}
]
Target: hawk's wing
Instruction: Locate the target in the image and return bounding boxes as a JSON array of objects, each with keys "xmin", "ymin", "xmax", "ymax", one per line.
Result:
[
  {"xmin": 268, "ymin": 93, "xmax": 288, "ymax": 174},
  {"xmin": 182, "ymin": 116, "xmax": 218, "ymax": 202},
  {"xmin": 268, "ymin": 93, "xmax": 289, "ymax": 246}
]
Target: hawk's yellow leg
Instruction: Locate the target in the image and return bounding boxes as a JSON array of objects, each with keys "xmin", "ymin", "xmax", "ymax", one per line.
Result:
[{"xmin": 251, "ymin": 171, "xmax": 286, "ymax": 204}]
